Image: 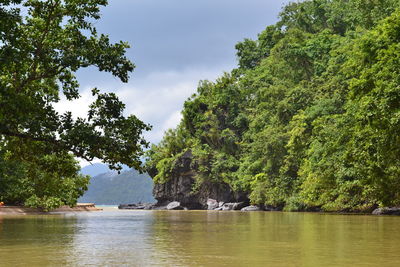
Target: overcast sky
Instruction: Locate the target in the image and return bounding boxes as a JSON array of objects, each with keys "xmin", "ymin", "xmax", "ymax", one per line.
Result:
[{"xmin": 54, "ymin": 0, "xmax": 290, "ymax": 165}]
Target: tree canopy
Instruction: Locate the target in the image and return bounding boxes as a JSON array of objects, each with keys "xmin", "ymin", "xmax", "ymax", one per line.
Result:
[{"xmin": 147, "ymin": 0, "xmax": 400, "ymax": 212}]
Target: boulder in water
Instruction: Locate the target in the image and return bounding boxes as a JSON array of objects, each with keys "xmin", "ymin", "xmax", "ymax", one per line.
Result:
[
  {"xmin": 207, "ymin": 199, "xmax": 219, "ymax": 210},
  {"xmin": 222, "ymin": 202, "xmax": 246, "ymax": 211},
  {"xmin": 372, "ymin": 207, "xmax": 400, "ymax": 215},
  {"xmin": 118, "ymin": 203, "xmax": 155, "ymax": 210},
  {"xmin": 167, "ymin": 201, "xmax": 184, "ymax": 210},
  {"xmin": 241, "ymin": 205, "xmax": 262, "ymax": 211}
]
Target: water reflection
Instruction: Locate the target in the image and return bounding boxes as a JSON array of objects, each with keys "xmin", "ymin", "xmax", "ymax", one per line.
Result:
[
  {"xmin": 0, "ymin": 211, "xmax": 400, "ymax": 267},
  {"xmin": 148, "ymin": 212, "xmax": 400, "ymax": 267},
  {"xmin": 0, "ymin": 215, "xmax": 77, "ymax": 266}
]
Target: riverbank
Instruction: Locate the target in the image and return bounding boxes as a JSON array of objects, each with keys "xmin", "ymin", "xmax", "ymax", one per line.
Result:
[
  {"xmin": 0, "ymin": 203, "xmax": 102, "ymax": 215},
  {"xmin": 118, "ymin": 200, "xmax": 400, "ymax": 216}
]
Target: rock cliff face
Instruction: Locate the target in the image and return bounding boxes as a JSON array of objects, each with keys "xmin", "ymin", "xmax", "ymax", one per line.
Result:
[{"xmin": 149, "ymin": 150, "xmax": 248, "ymax": 209}]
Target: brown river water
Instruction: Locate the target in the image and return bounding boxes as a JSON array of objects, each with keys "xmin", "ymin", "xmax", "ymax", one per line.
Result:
[{"xmin": 0, "ymin": 209, "xmax": 399, "ymax": 267}]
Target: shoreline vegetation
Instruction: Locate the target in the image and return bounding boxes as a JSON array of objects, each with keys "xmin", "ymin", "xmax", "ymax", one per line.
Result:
[{"xmin": 146, "ymin": 0, "xmax": 400, "ymax": 213}]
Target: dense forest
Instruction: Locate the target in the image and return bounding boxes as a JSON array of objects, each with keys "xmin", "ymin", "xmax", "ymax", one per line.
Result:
[{"xmin": 147, "ymin": 0, "xmax": 400, "ymax": 212}]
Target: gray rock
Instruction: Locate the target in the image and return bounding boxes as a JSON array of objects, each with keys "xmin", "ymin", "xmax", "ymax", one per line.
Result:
[
  {"xmin": 222, "ymin": 202, "xmax": 246, "ymax": 211},
  {"xmin": 167, "ymin": 201, "xmax": 184, "ymax": 210},
  {"xmin": 214, "ymin": 207, "xmax": 223, "ymax": 211},
  {"xmin": 118, "ymin": 203, "xmax": 154, "ymax": 210},
  {"xmin": 222, "ymin": 203, "xmax": 236, "ymax": 211},
  {"xmin": 241, "ymin": 205, "xmax": 261, "ymax": 211},
  {"xmin": 152, "ymin": 205, "xmax": 168, "ymax": 210},
  {"xmin": 118, "ymin": 204, "xmax": 134, "ymax": 210},
  {"xmin": 372, "ymin": 207, "xmax": 400, "ymax": 215},
  {"xmin": 141, "ymin": 203, "xmax": 155, "ymax": 210},
  {"xmin": 219, "ymin": 202, "xmax": 225, "ymax": 208},
  {"xmin": 207, "ymin": 199, "xmax": 219, "ymax": 210},
  {"xmin": 234, "ymin": 202, "xmax": 246, "ymax": 210}
]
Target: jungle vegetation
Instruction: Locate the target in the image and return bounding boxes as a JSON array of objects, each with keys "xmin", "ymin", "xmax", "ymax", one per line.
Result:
[{"xmin": 147, "ymin": 0, "xmax": 400, "ymax": 212}]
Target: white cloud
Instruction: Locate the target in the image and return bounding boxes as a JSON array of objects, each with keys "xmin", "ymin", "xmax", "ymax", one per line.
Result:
[
  {"xmin": 163, "ymin": 110, "xmax": 183, "ymax": 131},
  {"xmin": 145, "ymin": 110, "xmax": 183, "ymax": 142},
  {"xmin": 53, "ymin": 88, "xmax": 95, "ymax": 119}
]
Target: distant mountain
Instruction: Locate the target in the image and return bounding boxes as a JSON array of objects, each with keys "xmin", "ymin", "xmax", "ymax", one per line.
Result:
[
  {"xmin": 79, "ymin": 168, "xmax": 156, "ymax": 205},
  {"xmin": 80, "ymin": 163, "xmax": 132, "ymax": 177},
  {"xmin": 80, "ymin": 163, "xmax": 111, "ymax": 177}
]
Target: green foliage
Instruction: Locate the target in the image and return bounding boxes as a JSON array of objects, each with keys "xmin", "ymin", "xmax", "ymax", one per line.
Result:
[
  {"xmin": 283, "ymin": 195, "xmax": 307, "ymax": 212},
  {"xmin": 0, "ymin": 0, "xmax": 150, "ymax": 209},
  {"xmin": 0, "ymin": 0, "xmax": 150, "ymax": 171},
  {"xmin": 145, "ymin": 127, "xmax": 189, "ymax": 184},
  {"xmin": 235, "ymin": 25, "xmax": 283, "ymax": 70},
  {"xmin": 147, "ymin": 0, "xmax": 400, "ymax": 212},
  {"xmin": 0, "ymin": 140, "xmax": 89, "ymax": 211}
]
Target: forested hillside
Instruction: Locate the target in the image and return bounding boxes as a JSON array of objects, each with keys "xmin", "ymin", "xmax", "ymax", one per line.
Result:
[
  {"xmin": 147, "ymin": 0, "xmax": 400, "ymax": 212},
  {"xmin": 79, "ymin": 169, "xmax": 155, "ymax": 205}
]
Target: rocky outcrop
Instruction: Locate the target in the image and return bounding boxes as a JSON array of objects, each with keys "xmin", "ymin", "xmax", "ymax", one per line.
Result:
[
  {"xmin": 150, "ymin": 150, "xmax": 248, "ymax": 210},
  {"xmin": 372, "ymin": 207, "xmax": 400, "ymax": 215}
]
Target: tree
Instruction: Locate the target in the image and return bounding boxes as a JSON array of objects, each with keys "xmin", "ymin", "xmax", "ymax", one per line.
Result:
[
  {"xmin": 0, "ymin": 0, "xmax": 150, "ymax": 209},
  {"xmin": 0, "ymin": 0, "xmax": 150, "ymax": 171},
  {"xmin": 0, "ymin": 140, "xmax": 90, "ymax": 211}
]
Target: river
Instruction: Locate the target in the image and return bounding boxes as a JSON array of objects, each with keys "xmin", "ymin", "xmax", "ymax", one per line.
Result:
[{"xmin": 0, "ymin": 209, "xmax": 399, "ymax": 266}]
